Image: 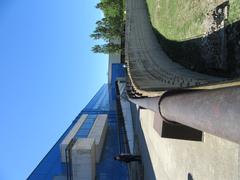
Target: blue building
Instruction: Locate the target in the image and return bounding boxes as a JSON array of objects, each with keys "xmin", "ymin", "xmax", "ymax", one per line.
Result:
[{"xmin": 28, "ymin": 57, "xmax": 129, "ymax": 179}]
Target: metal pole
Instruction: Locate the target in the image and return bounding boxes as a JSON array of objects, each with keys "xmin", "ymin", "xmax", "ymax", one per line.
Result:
[
  {"xmin": 161, "ymin": 86, "xmax": 240, "ymax": 144},
  {"xmin": 129, "ymin": 86, "xmax": 240, "ymax": 144},
  {"xmin": 128, "ymin": 97, "xmax": 160, "ymax": 112}
]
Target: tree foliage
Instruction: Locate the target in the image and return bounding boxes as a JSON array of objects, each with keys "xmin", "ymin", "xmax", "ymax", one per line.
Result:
[
  {"xmin": 91, "ymin": 0, "xmax": 124, "ymax": 54},
  {"xmin": 92, "ymin": 43, "xmax": 121, "ymax": 54},
  {"xmin": 90, "ymin": 17, "xmax": 122, "ymax": 40}
]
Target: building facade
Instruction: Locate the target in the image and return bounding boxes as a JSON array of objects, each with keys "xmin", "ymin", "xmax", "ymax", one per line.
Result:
[{"xmin": 28, "ymin": 56, "xmax": 130, "ymax": 179}]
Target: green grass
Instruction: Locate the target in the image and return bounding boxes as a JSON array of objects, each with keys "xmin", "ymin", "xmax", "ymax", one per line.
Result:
[
  {"xmin": 146, "ymin": 0, "xmax": 240, "ymax": 41},
  {"xmin": 229, "ymin": 0, "xmax": 240, "ymax": 23}
]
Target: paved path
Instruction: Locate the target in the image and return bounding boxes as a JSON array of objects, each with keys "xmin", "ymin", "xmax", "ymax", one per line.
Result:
[{"xmin": 125, "ymin": 0, "xmax": 223, "ymax": 94}]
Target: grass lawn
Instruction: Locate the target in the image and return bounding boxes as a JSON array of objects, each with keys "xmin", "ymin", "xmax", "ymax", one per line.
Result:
[
  {"xmin": 146, "ymin": 0, "xmax": 240, "ymax": 41},
  {"xmin": 229, "ymin": 0, "xmax": 240, "ymax": 23}
]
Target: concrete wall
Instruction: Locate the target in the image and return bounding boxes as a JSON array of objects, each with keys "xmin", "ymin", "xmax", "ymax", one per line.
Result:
[
  {"xmin": 60, "ymin": 114, "xmax": 88, "ymax": 162},
  {"xmin": 71, "ymin": 138, "xmax": 96, "ymax": 180},
  {"xmin": 139, "ymin": 109, "xmax": 239, "ymax": 180},
  {"xmin": 118, "ymin": 81, "xmax": 135, "ymax": 154},
  {"xmin": 88, "ymin": 114, "xmax": 108, "ymax": 162},
  {"xmin": 130, "ymin": 104, "xmax": 155, "ymax": 180},
  {"xmin": 60, "ymin": 114, "xmax": 108, "ymax": 178}
]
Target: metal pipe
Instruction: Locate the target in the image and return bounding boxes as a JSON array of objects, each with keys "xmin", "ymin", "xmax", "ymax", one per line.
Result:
[
  {"xmin": 128, "ymin": 97, "xmax": 160, "ymax": 113},
  {"xmin": 160, "ymin": 86, "xmax": 240, "ymax": 144},
  {"xmin": 128, "ymin": 86, "xmax": 240, "ymax": 144}
]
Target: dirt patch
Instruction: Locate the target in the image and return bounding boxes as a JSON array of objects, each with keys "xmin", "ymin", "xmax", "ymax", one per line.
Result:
[
  {"xmin": 199, "ymin": 1, "xmax": 240, "ymax": 77},
  {"xmin": 200, "ymin": 1, "xmax": 229, "ymax": 71}
]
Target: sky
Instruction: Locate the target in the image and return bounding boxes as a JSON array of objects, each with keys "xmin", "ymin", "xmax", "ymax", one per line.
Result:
[{"xmin": 0, "ymin": 0, "xmax": 107, "ymax": 179}]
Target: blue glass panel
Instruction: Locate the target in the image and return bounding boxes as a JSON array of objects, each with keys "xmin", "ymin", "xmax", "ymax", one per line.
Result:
[
  {"xmin": 96, "ymin": 111, "xmax": 128, "ymax": 179},
  {"xmin": 28, "ymin": 82, "xmax": 128, "ymax": 180},
  {"xmin": 75, "ymin": 114, "xmax": 97, "ymax": 138},
  {"xmin": 27, "ymin": 113, "xmax": 80, "ymax": 179},
  {"xmin": 88, "ymin": 114, "xmax": 97, "ymax": 119},
  {"xmin": 83, "ymin": 84, "xmax": 110, "ymax": 112}
]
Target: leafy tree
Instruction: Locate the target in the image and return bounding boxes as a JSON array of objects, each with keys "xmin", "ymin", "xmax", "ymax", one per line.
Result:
[
  {"xmin": 91, "ymin": 0, "xmax": 124, "ymax": 54},
  {"xmin": 92, "ymin": 43, "xmax": 121, "ymax": 54},
  {"xmin": 90, "ymin": 18, "xmax": 122, "ymax": 40},
  {"xmin": 96, "ymin": 1, "xmax": 119, "ymax": 17}
]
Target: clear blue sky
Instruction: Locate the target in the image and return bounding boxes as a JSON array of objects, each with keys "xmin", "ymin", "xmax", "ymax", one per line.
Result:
[{"xmin": 0, "ymin": 0, "xmax": 107, "ymax": 179}]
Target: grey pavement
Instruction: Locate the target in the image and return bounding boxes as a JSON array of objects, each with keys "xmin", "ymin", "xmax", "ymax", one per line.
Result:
[{"xmin": 139, "ymin": 109, "xmax": 240, "ymax": 180}]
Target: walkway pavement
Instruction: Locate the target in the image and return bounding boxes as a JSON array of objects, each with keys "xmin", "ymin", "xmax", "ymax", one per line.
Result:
[{"xmin": 139, "ymin": 108, "xmax": 239, "ymax": 180}]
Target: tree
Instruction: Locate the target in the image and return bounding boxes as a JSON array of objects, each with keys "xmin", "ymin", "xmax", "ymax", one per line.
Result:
[
  {"xmin": 92, "ymin": 43, "xmax": 121, "ymax": 54},
  {"xmin": 91, "ymin": 0, "xmax": 124, "ymax": 54},
  {"xmin": 90, "ymin": 17, "xmax": 122, "ymax": 40},
  {"xmin": 95, "ymin": 1, "xmax": 119, "ymax": 17}
]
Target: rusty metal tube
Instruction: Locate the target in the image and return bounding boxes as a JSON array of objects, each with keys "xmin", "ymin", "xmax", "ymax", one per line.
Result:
[
  {"xmin": 128, "ymin": 86, "xmax": 240, "ymax": 144},
  {"xmin": 160, "ymin": 86, "xmax": 240, "ymax": 144}
]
